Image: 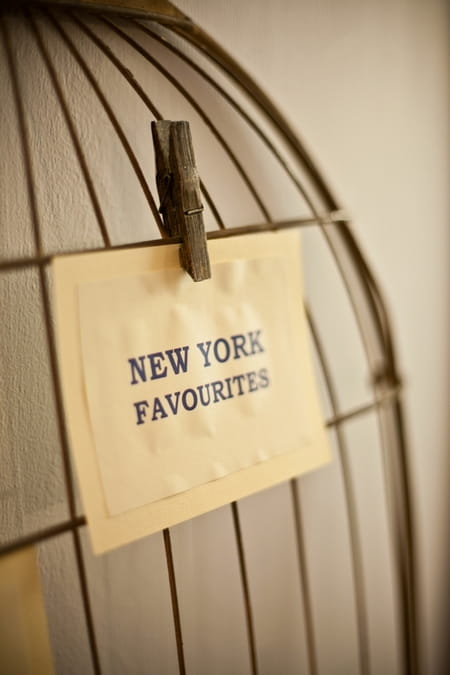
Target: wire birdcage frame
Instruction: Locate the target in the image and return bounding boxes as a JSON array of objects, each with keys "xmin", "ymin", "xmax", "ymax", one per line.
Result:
[{"xmin": 0, "ymin": 2, "xmax": 418, "ymax": 674}]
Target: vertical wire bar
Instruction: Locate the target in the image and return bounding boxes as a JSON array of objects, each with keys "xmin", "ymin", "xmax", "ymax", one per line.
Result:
[
  {"xmin": 102, "ymin": 16, "xmax": 273, "ymax": 223},
  {"xmin": 43, "ymin": 8, "xmax": 165, "ymax": 235},
  {"xmin": 196, "ymin": 179, "xmax": 224, "ymax": 231},
  {"xmin": 231, "ymin": 502, "xmax": 259, "ymax": 675},
  {"xmin": 393, "ymin": 401, "xmax": 419, "ymax": 675},
  {"xmin": 1, "ymin": 13, "xmax": 102, "ymax": 675},
  {"xmin": 26, "ymin": 9, "xmax": 110, "ymax": 248},
  {"xmin": 306, "ymin": 305, "xmax": 371, "ymax": 675},
  {"xmin": 163, "ymin": 529, "xmax": 186, "ymax": 675},
  {"xmin": 69, "ymin": 10, "xmax": 225, "ymax": 230},
  {"xmin": 377, "ymin": 395, "xmax": 419, "ymax": 675},
  {"xmin": 290, "ymin": 479, "xmax": 318, "ymax": 675}
]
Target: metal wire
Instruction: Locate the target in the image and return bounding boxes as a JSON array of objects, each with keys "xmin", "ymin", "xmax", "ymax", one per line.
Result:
[
  {"xmin": 231, "ymin": 502, "xmax": 259, "ymax": 675},
  {"xmin": 163, "ymin": 528, "xmax": 186, "ymax": 675},
  {"xmin": 306, "ymin": 305, "xmax": 370, "ymax": 675}
]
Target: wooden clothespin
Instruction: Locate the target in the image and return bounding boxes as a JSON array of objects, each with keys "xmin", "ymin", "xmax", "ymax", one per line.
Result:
[{"xmin": 152, "ymin": 120, "xmax": 211, "ymax": 282}]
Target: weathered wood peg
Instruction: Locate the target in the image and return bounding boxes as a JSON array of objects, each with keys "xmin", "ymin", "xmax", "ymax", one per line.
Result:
[{"xmin": 152, "ymin": 120, "xmax": 211, "ymax": 282}]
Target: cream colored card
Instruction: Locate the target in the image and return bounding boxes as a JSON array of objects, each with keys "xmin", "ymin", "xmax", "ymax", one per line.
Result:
[
  {"xmin": 53, "ymin": 230, "xmax": 330, "ymax": 553},
  {"xmin": 0, "ymin": 547, "xmax": 54, "ymax": 675}
]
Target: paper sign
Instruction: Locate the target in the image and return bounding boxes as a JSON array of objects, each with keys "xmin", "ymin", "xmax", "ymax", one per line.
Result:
[
  {"xmin": 0, "ymin": 547, "xmax": 54, "ymax": 674},
  {"xmin": 53, "ymin": 230, "xmax": 330, "ymax": 553}
]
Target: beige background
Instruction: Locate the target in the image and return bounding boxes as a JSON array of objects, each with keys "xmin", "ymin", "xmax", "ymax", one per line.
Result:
[{"xmin": 0, "ymin": 1, "xmax": 448, "ymax": 673}]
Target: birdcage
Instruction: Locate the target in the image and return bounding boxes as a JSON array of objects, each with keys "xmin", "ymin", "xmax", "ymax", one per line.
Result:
[{"xmin": 0, "ymin": 2, "xmax": 418, "ymax": 674}]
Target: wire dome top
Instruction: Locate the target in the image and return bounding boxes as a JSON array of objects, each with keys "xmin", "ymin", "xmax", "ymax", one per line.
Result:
[{"xmin": 0, "ymin": 2, "xmax": 418, "ymax": 674}]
